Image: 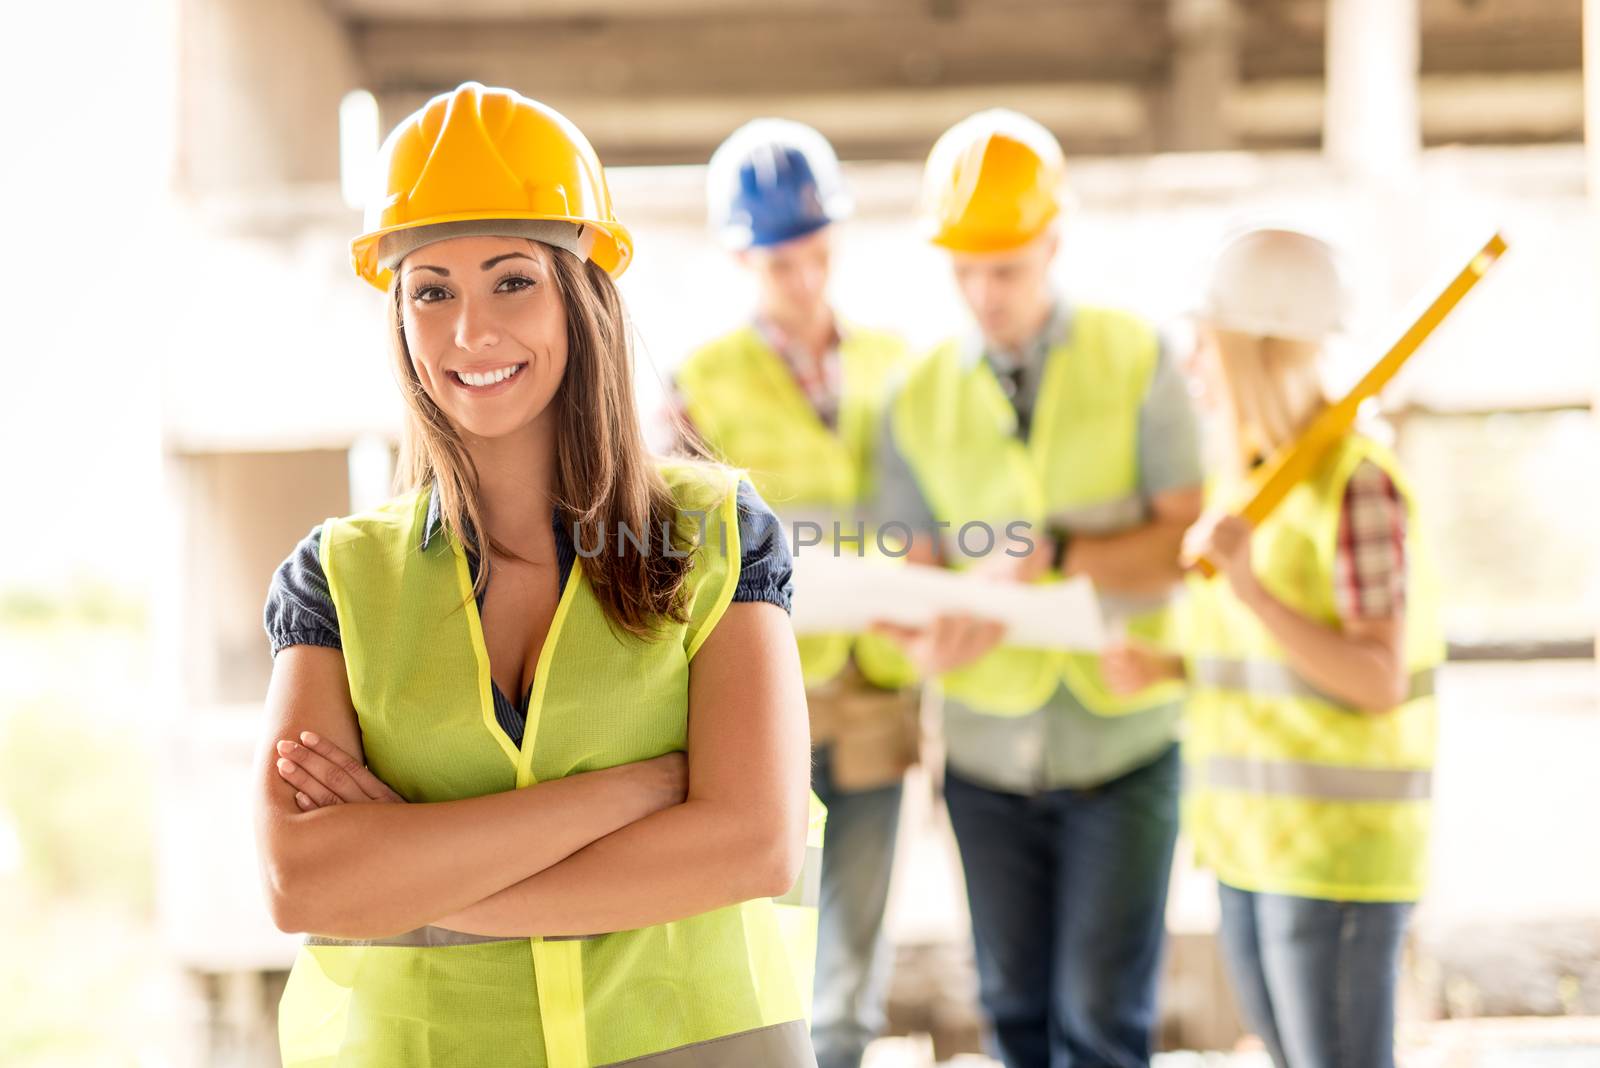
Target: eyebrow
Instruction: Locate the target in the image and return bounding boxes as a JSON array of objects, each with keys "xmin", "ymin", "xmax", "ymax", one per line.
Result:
[
  {"xmin": 404, "ymin": 251, "xmax": 536, "ymax": 278},
  {"xmin": 480, "ymin": 252, "xmax": 535, "ymax": 270}
]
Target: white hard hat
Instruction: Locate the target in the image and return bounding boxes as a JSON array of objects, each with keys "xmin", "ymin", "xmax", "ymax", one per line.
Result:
[{"xmin": 1198, "ymin": 227, "xmax": 1346, "ymax": 341}]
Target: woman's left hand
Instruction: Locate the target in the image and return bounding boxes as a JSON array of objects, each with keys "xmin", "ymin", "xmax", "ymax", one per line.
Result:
[
  {"xmin": 274, "ymin": 731, "xmax": 406, "ymax": 810},
  {"xmin": 1182, "ymin": 510, "xmax": 1256, "ymax": 592}
]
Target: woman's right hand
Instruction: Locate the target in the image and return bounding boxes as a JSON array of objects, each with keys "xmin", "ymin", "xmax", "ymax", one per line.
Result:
[
  {"xmin": 612, "ymin": 751, "xmax": 688, "ymax": 821},
  {"xmin": 276, "ymin": 731, "xmax": 407, "ymax": 809}
]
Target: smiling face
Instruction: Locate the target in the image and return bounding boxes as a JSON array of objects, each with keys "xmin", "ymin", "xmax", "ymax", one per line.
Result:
[{"xmin": 397, "ymin": 235, "xmax": 569, "ymax": 441}]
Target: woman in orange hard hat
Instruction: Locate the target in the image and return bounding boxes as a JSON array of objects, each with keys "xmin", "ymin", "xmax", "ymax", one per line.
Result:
[
  {"xmin": 253, "ymin": 82, "xmax": 822, "ymax": 1067},
  {"xmin": 1103, "ymin": 227, "xmax": 1443, "ymax": 1068}
]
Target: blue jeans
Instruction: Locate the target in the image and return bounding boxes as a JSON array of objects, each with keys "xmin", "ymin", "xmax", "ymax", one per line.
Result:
[
  {"xmin": 943, "ymin": 743, "xmax": 1181, "ymax": 1068},
  {"xmin": 1216, "ymin": 884, "xmax": 1413, "ymax": 1068},
  {"xmin": 810, "ymin": 744, "xmax": 904, "ymax": 1068}
]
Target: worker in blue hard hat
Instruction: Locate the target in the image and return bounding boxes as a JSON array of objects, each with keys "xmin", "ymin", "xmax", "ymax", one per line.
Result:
[{"xmin": 671, "ymin": 118, "xmax": 922, "ymax": 1068}]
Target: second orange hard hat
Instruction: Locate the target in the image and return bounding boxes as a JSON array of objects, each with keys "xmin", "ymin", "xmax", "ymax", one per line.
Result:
[{"xmin": 919, "ymin": 109, "xmax": 1068, "ymax": 254}]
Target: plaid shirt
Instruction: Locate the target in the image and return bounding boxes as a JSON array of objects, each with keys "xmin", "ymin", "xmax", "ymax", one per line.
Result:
[
  {"xmin": 1333, "ymin": 458, "xmax": 1407, "ymax": 620},
  {"xmin": 752, "ymin": 314, "xmax": 844, "ymax": 431},
  {"xmin": 668, "ymin": 316, "xmax": 844, "ymax": 450}
]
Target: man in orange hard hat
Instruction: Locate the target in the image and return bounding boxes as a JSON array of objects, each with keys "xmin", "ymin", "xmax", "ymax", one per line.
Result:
[{"xmin": 872, "ymin": 109, "xmax": 1204, "ymax": 1067}]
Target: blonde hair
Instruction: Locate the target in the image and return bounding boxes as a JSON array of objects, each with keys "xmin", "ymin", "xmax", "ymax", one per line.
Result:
[
  {"xmin": 386, "ymin": 242, "xmax": 706, "ymax": 639},
  {"xmin": 1207, "ymin": 327, "xmax": 1326, "ymax": 474}
]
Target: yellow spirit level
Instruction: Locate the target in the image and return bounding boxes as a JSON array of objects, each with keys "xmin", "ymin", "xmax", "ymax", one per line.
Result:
[{"xmin": 1188, "ymin": 232, "xmax": 1509, "ymax": 578}]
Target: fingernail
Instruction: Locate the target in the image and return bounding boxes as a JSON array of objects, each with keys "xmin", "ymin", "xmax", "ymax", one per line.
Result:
[
  {"xmin": 301, "ymin": 731, "xmax": 320, "ymax": 746},
  {"xmin": 295, "ymin": 792, "xmax": 311, "ymax": 807},
  {"xmin": 276, "ymin": 758, "xmax": 294, "ymax": 773},
  {"xmin": 276, "ymin": 740, "xmax": 296, "ymax": 755}
]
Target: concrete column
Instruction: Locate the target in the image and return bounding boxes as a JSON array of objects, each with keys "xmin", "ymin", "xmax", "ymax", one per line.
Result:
[
  {"xmin": 1586, "ymin": 0, "xmax": 1600, "ymax": 663},
  {"xmin": 1324, "ymin": 0, "xmax": 1420, "ymax": 181},
  {"xmin": 1167, "ymin": 0, "xmax": 1239, "ymax": 151},
  {"xmin": 1587, "ymin": 0, "xmax": 1600, "ymax": 201},
  {"xmin": 175, "ymin": 0, "xmax": 360, "ymax": 194}
]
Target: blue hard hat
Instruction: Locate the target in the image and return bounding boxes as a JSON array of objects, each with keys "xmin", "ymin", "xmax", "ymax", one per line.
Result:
[{"xmin": 708, "ymin": 119, "xmax": 851, "ymax": 250}]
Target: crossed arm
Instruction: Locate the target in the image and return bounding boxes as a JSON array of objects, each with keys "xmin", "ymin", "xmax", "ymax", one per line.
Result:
[{"xmin": 252, "ymin": 601, "xmax": 811, "ymax": 940}]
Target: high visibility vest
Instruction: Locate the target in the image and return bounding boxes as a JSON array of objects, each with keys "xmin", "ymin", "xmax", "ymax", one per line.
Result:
[
  {"xmin": 889, "ymin": 306, "xmax": 1186, "ymax": 717},
  {"xmin": 676, "ymin": 323, "xmax": 917, "ymax": 690},
  {"xmin": 1181, "ymin": 433, "xmax": 1443, "ymax": 902},
  {"xmin": 277, "ymin": 460, "xmax": 824, "ymax": 1068}
]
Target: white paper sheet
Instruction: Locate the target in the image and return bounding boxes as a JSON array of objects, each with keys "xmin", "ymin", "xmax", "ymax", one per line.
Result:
[{"xmin": 789, "ymin": 553, "xmax": 1108, "ymax": 651}]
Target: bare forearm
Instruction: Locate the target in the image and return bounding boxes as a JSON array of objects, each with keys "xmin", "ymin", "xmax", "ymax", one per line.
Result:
[
  {"xmin": 1233, "ymin": 575, "xmax": 1404, "ymax": 712},
  {"xmin": 265, "ymin": 766, "xmax": 650, "ymax": 938},
  {"xmin": 434, "ymin": 797, "xmax": 798, "ymax": 937},
  {"xmin": 1067, "ymin": 519, "xmax": 1187, "ymax": 595},
  {"xmin": 430, "ymin": 600, "xmax": 813, "ymax": 939}
]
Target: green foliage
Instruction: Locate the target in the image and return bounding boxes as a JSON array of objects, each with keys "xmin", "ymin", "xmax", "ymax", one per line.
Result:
[
  {"xmin": 0, "ymin": 577, "xmax": 145, "ymax": 629},
  {"xmin": 0, "ymin": 699, "xmax": 153, "ymax": 912}
]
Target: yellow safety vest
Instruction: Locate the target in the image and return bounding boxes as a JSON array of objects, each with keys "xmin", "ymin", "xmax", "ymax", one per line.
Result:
[
  {"xmin": 676, "ymin": 323, "xmax": 916, "ymax": 690},
  {"xmin": 1181, "ymin": 433, "xmax": 1443, "ymax": 902},
  {"xmin": 889, "ymin": 306, "xmax": 1185, "ymax": 717},
  {"xmin": 277, "ymin": 460, "xmax": 824, "ymax": 1067}
]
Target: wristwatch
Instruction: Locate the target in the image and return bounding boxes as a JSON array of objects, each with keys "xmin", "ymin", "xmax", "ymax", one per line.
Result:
[{"xmin": 1050, "ymin": 527, "xmax": 1073, "ymax": 573}]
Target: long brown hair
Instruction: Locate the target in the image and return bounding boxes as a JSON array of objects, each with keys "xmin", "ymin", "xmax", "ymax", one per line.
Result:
[{"xmin": 387, "ymin": 241, "xmax": 703, "ymax": 639}]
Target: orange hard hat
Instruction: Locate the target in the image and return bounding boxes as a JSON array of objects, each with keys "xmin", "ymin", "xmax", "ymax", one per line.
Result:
[
  {"xmin": 919, "ymin": 109, "xmax": 1067, "ymax": 253},
  {"xmin": 350, "ymin": 82, "xmax": 633, "ymax": 290}
]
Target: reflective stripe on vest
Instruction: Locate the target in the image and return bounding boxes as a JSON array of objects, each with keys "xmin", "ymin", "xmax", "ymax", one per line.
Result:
[
  {"xmin": 1195, "ymin": 755, "xmax": 1433, "ymax": 802},
  {"xmin": 604, "ymin": 1020, "xmax": 813, "ymax": 1067},
  {"xmin": 1190, "ymin": 656, "xmax": 1437, "ymax": 708},
  {"xmin": 304, "ymin": 927, "xmax": 592, "ymax": 948}
]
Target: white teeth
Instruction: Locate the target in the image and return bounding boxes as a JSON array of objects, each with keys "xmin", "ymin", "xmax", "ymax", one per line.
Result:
[{"xmin": 456, "ymin": 364, "xmax": 523, "ymax": 387}]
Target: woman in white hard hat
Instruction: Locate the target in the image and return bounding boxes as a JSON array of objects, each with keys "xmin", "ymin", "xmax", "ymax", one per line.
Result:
[
  {"xmin": 253, "ymin": 82, "xmax": 820, "ymax": 1067},
  {"xmin": 1102, "ymin": 227, "xmax": 1444, "ymax": 1068}
]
